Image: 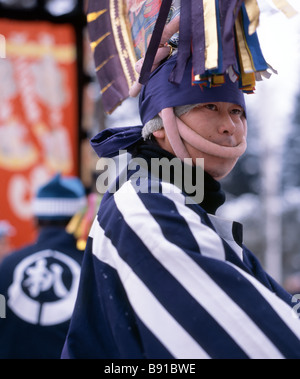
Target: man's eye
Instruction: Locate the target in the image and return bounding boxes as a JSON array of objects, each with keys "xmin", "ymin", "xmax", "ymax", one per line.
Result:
[
  {"xmin": 231, "ymin": 108, "xmax": 243, "ymax": 116},
  {"xmin": 205, "ymin": 104, "xmax": 217, "ymax": 111}
]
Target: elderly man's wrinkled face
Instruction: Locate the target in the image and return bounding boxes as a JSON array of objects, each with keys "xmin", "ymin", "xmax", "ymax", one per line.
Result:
[{"xmin": 154, "ymin": 102, "xmax": 247, "ymax": 180}]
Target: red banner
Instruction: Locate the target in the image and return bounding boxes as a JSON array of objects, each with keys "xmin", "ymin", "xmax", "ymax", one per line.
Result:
[{"xmin": 0, "ymin": 19, "xmax": 79, "ymax": 250}]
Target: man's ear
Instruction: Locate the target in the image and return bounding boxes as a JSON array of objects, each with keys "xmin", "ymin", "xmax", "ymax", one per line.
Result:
[
  {"xmin": 152, "ymin": 128, "xmax": 166, "ymax": 140},
  {"xmin": 152, "ymin": 128, "xmax": 175, "ymax": 155}
]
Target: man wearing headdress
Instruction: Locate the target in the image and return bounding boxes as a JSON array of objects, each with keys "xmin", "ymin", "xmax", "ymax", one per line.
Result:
[
  {"xmin": 62, "ymin": 0, "xmax": 300, "ymax": 359},
  {"xmin": 62, "ymin": 50, "xmax": 300, "ymax": 358}
]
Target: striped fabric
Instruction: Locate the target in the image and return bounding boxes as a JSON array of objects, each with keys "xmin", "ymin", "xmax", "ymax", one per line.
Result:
[{"xmin": 62, "ymin": 168, "xmax": 300, "ymax": 359}]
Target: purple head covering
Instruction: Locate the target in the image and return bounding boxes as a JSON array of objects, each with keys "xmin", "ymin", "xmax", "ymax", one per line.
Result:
[
  {"xmin": 139, "ymin": 54, "xmax": 246, "ymax": 125},
  {"xmin": 91, "ymin": 54, "xmax": 247, "ymax": 161}
]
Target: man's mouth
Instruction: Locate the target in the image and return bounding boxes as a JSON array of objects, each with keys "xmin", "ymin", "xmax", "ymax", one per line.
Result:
[{"xmin": 211, "ymin": 139, "xmax": 237, "ymax": 148}]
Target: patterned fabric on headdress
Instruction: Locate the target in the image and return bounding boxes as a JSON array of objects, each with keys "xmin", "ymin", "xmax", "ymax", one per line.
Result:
[{"xmin": 86, "ymin": 0, "xmax": 297, "ymax": 114}]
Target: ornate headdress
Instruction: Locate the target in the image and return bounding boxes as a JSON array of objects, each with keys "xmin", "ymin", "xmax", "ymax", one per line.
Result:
[{"xmin": 87, "ymin": 0, "xmax": 297, "ymax": 114}]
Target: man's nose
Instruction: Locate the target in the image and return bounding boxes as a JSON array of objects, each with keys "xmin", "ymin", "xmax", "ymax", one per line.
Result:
[{"xmin": 217, "ymin": 113, "xmax": 236, "ymax": 135}]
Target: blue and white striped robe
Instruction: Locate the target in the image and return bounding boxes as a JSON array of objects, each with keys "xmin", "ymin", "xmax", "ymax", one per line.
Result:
[{"xmin": 62, "ymin": 165, "xmax": 300, "ymax": 359}]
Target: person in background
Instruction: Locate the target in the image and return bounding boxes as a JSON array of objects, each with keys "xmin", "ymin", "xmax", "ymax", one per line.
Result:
[
  {"xmin": 0, "ymin": 173, "xmax": 86, "ymax": 359},
  {"xmin": 0, "ymin": 220, "xmax": 15, "ymax": 262}
]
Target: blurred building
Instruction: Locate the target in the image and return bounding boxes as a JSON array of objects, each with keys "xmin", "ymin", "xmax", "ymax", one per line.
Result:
[{"xmin": 0, "ymin": 0, "xmax": 100, "ymax": 250}]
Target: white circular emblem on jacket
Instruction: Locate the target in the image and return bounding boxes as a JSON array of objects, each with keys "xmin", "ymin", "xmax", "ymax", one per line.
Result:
[{"xmin": 7, "ymin": 250, "xmax": 81, "ymax": 326}]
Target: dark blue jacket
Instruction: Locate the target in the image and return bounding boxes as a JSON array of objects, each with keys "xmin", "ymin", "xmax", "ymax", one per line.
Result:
[{"xmin": 0, "ymin": 226, "xmax": 83, "ymax": 359}]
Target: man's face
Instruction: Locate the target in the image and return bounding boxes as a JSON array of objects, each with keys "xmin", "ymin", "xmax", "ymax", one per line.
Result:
[{"xmin": 178, "ymin": 101, "xmax": 247, "ymax": 180}]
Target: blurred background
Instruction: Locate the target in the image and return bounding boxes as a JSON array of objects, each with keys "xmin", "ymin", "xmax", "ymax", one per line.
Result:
[{"xmin": 0, "ymin": 0, "xmax": 300, "ymax": 291}]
